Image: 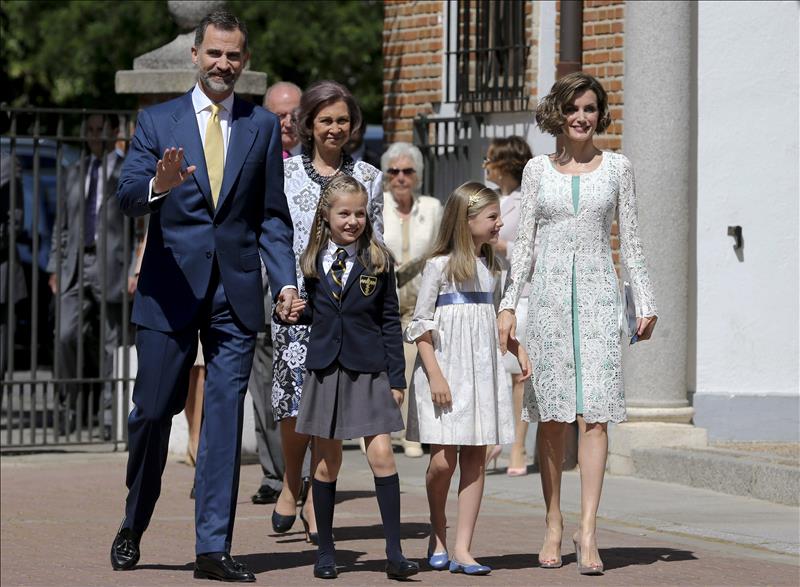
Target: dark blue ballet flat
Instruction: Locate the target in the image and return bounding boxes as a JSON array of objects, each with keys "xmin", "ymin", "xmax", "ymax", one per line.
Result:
[
  {"xmin": 271, "ymin": 509, "xmax": 296, "ymax": 533},
  {"xmin": 449, "ymin": 559, "xmax": 491, "ymax": 575}
]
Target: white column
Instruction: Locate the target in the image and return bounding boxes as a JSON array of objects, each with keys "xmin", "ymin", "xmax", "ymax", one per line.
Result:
[{"xmin": 608, "ymin": 0, "xmax": 707, "ymax": 474}]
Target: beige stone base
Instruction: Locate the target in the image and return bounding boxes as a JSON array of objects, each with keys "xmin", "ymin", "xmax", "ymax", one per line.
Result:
[{"xmin": 608, "ymin": 421, "xmax": 708, "ymax": 475}]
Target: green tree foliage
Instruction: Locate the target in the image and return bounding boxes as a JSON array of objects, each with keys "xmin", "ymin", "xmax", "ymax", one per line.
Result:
[
  {"xmin": 1, "ymin": 0, "xmax": 177, "ymax": 109},
  {"xmin": 229, "ymin": 0, "xmax": 383, "ymax": 123},
  {"xmin": 1, "ymin": 0, "xmax": 383, "ymax": 122}
]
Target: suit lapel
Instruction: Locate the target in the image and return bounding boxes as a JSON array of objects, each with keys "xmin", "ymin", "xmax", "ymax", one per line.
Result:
[
  {"xmin": 217, "ymin": 97, "xmax": 257, "ymax": 213},
  {"xmin": 170, "ymin": 93, "xmax": 214, "ymax": 210}
]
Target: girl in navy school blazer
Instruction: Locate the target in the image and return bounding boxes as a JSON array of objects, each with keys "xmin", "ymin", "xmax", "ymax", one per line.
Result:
[{"xmin": 290, "ymin": 174, "xmax": 418, "ymax": 580}]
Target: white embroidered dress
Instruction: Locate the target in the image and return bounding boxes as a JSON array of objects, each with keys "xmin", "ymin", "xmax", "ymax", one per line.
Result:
[
  {"xmin": 404, "ymin": 255, "xmax": 514, "ymax": 445},
  {"xmin": 499, "ymin": 153, "xmax": 657, "ymax": 424},
  {"xmin": 271, "ymin": 153, "xmax": 383, "ymax": 419}
]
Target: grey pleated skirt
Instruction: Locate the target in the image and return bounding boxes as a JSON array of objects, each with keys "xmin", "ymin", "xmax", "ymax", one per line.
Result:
[{"xmin": 295, "ymin": 364, "xmax": 405, "ymax": 440}]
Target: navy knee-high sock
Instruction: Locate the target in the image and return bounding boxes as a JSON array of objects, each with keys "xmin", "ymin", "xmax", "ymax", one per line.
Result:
[
  {"xmin": 374, "ymin": 473, "xmax": 404, "ymax": 563},
  {"xmin": 312, "ymin": 478, "xmax": 337, "ymax": 567}
]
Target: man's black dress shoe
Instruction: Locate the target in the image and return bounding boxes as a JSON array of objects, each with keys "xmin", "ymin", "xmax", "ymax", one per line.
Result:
[
  {"xmin": 194, "ymin": 552, "xmax": 255, "ymax": 582},
  {"xmin": 110, "ymin": 527, "xmax": 140, "ymax": 570},
  {"xmin": 385, "ymin": 557, "xmax": 420, "ymax": 580},
  {"xmin": 313, "ymin": 563, "xmax": 338, "ymax": 579},
  {"xmin": 251, "ymin": 485, "xmax": 280, "ymax": 504}
]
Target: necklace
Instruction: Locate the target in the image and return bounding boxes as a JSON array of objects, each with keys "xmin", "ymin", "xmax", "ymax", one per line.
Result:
[{"xmin": 313, "ymin": 152, "xmax": 343, "ymax": 177}]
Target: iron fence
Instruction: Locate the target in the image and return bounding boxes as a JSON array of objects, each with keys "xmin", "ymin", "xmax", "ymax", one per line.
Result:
[{"xmin": 0, "ymin": 106, "xmax": 141, "ymax": 451}]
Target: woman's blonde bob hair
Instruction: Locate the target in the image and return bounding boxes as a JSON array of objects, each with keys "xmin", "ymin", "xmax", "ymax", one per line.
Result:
[
  {"xmin": 300, "ymin": 175, "xmax": 393, "ymax": 278},
  {"xmin": 427, "ymin": 181, "xmax": 500, "ymax": 283},
  {"xmin": 535, "ymin": 72, "xmax": 612, "ymax": 136}
]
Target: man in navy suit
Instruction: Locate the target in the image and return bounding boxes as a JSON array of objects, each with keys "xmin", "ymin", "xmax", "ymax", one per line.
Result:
[{"xmin": 110, "ymin": 9, "xmax": 298, "ymax": 582}]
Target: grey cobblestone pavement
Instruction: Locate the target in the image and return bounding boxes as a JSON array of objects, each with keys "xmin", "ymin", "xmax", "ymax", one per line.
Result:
[{"xmin": 1, "ymin": 445, "xmax": 798, "ymax": 586}]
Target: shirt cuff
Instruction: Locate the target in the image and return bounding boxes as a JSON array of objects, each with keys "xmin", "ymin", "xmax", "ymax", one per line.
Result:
[
  {"xmin": 148, "ymin": 177, "xmax": 170, "ymax": 202},
  {"xmin": 279, "ymin": 285, "xmax": 297, "ymax": 295}
]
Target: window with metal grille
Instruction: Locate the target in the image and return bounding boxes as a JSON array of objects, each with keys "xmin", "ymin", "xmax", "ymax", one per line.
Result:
[{"xmin": 445, "ymin": 0, "xmax": 530, "ymax": 113}]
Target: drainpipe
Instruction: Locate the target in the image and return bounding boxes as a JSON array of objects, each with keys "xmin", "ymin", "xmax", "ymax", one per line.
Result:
[
  {"xmin": 557, "ymin": 0, "xmax": 583, "ymax": 78},
  {"xmin": 556, "ymin": 0, "xmax": 583, "ymax": 469}
]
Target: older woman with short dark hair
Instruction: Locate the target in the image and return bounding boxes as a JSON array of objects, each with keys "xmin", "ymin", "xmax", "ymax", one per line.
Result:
[
  {"xmin": 270, "ymin": 80, "xmax": 383, "ymax": 544},
  {"xmin": 381, "ymin": 142, "xmax": 442, "ymax": 458}
]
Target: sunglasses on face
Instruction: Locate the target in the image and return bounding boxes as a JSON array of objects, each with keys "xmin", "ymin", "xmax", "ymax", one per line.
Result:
[{"xmin": 387, "ymin": 167, "xmax": 416, "ymax": 177}]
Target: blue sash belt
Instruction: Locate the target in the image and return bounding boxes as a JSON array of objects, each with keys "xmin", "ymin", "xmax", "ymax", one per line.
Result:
[{"xmin": 435, "ymin": 291, "xmax": 494, "ymax": 307}]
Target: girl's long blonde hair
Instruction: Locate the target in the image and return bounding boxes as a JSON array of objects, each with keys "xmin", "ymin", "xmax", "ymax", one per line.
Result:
[
  {"xmin": 300, "ymin": 175, "xmax": 393, "ymax": 278},
  {"xmin": 427, "ymin": 181, "xmax": 500, "ymax": 283}
]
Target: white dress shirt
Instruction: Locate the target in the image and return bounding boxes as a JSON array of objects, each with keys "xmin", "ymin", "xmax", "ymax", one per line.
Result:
[
  {"xmin": 322, "ymin": 240, "xmax": 357, "ymax": 286},
  {"xmin": 148, "ymin": 84, "xmax": 234, "ymax": 201}
]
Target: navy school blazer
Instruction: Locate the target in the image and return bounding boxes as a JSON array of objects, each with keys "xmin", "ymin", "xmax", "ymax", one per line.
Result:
[{"xmin": 301, "ymin": 255, "xmax": 406, "ymax": 389}]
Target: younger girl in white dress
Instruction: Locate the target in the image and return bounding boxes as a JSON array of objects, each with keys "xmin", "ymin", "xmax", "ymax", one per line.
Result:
[{"xmin": 405, "ymin": 182, "xmax": 530, "ymax": 575}]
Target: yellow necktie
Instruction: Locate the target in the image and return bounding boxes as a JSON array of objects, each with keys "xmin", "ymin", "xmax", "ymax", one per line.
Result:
[{"xmin": 205, "ymin": 103, "xmax": 224, "ymax": 207}]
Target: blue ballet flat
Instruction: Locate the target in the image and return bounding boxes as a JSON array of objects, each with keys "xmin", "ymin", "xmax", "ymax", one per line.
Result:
[
  {"xmin": 427, "ymin": 550, "xmax": 449, "ymax": 570},
  {"xmin": 449, "ymin": 559, "xmax": 491, "ymax": 575}
]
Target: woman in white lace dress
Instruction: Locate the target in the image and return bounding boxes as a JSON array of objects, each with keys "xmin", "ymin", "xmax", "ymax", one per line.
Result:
[
  {"xmin": 271, "ymin": 81, "xmax": 383, "ymax": 541},
  {"xmin": 497, "ymin": 72, "xmax": 658, "ymax": 575}
]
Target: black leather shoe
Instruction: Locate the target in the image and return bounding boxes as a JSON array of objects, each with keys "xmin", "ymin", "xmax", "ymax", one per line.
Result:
[
  {"xmin": 110, "ymin": 527, "xmax": 140, "ymax": 570},
  {"xmin": 194, "ymin": 552, "xmax": 255, "ymax": 582},
  {"xmin": 251, "ymin": 486, "xmax": 280, "ymax": 505},
  {"xmin": 385, "ymin": 557, "xmax": 420, "ymax": 580},
  {"xmin": 313, "ymin": 563, "xmax": 338, "ymax": 579},
  {"xmin": 271, "ymin": 509, "xmax": 296, "ymax": 533}
]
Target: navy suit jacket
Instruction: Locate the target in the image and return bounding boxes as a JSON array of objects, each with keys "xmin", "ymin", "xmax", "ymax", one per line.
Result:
[
  {"xmin": 117, "ymin": 91, "xmax": 296, "ymax": 333},
  {"xmin": 302, "ymin": 256, "xmax": 406, "ymax": 389}
]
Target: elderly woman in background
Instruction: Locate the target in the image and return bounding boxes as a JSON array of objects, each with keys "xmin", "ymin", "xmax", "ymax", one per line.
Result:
[
  {"xmin": 483, "ymin": 136, "xmax": 535, "ymax": 477},
  {"xmin": 381, "ymin": 142, "xmax": 443, "ymax": 458}
]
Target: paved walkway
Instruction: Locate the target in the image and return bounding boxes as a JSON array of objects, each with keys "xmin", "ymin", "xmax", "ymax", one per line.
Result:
[{"xmin": 1, "ymin": 445, "xmax": 798, "ymax": 586}]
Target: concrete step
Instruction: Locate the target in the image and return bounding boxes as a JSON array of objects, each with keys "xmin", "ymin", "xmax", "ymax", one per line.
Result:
[{"xmin": 630, "ymin": 445, "xmax": 800, "ymax": 506}]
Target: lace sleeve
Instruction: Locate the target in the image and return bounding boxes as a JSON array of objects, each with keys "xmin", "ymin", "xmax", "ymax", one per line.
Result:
[
  {"xmin": 368, "ymin": 170, "xmax": 385, "ymax": 241},
  {"xmin": 617, "ymin": 155, "xmax": 658, "ymax": 317},
  {"xmin": 499, "ymin": 157, "xmax": 543, "ymax": 312}
]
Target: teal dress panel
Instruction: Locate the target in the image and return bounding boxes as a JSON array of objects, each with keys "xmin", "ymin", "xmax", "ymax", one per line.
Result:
[{"xmin": 571, "ymin": 176, "xmax": 584, "ymax": 414}]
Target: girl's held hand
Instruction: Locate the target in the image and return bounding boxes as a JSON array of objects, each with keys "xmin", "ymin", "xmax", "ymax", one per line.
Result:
[
  {"xmin": 429, "ymin": 375, "xmax": 452, "ymax": 409},
  {"xmin": 637, "ymin": 315, "xmax": 657, "ymax": 341},
  {"xmin": 281, "ymin": 299, "xmax": 306, "ymax": 324},
  {"xmin": 497, "ymin": 309, "xmax": 516, "ymax": 354},
  {"xmin": 391, "ymin": 388, "xmax": 405, "ymax": 406},
  {"xmin": 516, "ymin": 346, "xmax": 532, "ymax": 380}
]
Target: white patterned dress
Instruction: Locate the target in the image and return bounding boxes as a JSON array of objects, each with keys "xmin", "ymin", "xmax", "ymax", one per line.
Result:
[
  {"xmin": 404, "ymin": 255, "xmax": 514, "ymax": 446},
  {"xmin": 271, "ymin": 152, "xmax": 384, "ymax": 420},
  {"xmin": 499, "ymin": 153, "xmax": 657, "ymax": 424}
]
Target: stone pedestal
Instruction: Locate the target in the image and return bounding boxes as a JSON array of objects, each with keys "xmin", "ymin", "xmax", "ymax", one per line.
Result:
[
  {"xmin": 114, "ymin": 0, "xmax": 266, "ymax": 99},
  {"xmin": 610, "ymin": 0, "xmax": 706, "ymax": 474}
]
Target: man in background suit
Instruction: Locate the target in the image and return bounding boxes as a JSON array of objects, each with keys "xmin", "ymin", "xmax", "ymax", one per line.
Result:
[
  {"xmin": 47, "ymin": 114, "xmax": 133, "ymax": 439},
  {"xmin": 110, "ymin": 10, "xmax": 298, "ymax": 582},
  {"xmin": 247, "ymin": 81, "xmax": 303, "ymax": 506}
]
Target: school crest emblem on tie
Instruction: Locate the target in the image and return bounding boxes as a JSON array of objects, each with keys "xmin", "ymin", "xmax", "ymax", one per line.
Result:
[{"xmin": 359, "ymin": 275, "xmax": 378, "ymax": 296}]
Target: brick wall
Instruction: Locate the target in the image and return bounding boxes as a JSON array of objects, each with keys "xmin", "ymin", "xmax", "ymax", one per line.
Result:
[
  {"xmin": 582, "ymin": 0, "xmax": 625, "ymax": 152},
  {"xmin": 383, "ymin": 1, "xmax": 444, "ymax": 144}
]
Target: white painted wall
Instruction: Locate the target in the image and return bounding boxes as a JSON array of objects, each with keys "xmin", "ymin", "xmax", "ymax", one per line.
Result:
[{"xmin": 694, "ymin": 2, "xmax": 799, "ymax": 399}]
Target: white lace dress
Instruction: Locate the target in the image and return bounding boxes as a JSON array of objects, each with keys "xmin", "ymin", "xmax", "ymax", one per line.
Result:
[
  {"xmin": 404, "ymin": 255, "xmax": 514, "ymax": 445},
  {"xmin": 499, "ymin": 153, "xmax": 657, "ymax": 424},
  {"xmin": 271, "ymin": 152, "xmax": 383, "ymax": 419}
]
